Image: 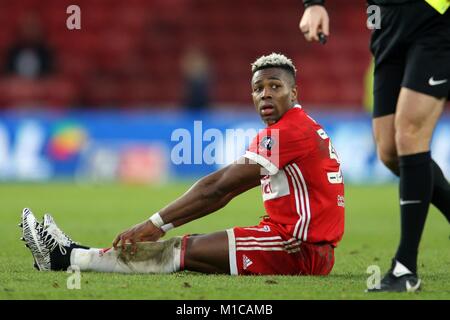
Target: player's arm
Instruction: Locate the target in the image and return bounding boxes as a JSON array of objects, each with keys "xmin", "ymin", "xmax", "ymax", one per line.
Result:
[
  {"xmin": 166, "ymin": 176, "xmax": 260, "ymax": 227},
  {"xmin": 113, "ymin": 157, "xmax": 261, "ymax": 251},
  {"xmin": 299, "ymin": 0, "xmax": 329, "ymax": 42},
  {"xmin": 158, "ymin": 158, "xmax": 260, "ymax": 226}
]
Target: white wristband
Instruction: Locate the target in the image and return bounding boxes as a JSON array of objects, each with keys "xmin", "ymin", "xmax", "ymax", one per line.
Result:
[
  {"xmin": 149, "ymin": 212, "xmax": 165, "ymax": 229},
  {"xmin": 161, "ymin": 223, "xmax": 174, "ymax": 232}
]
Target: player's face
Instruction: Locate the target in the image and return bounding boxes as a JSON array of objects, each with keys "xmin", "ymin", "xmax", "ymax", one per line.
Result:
[{"xmin": 251, "ymin": 68, "xmax": 297, "ymax": 126}]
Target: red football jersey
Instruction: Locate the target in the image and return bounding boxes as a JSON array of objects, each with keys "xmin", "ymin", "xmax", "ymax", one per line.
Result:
[{"xmin": 244, "ymin": 105, "xmax": 345, "ymax": 247}]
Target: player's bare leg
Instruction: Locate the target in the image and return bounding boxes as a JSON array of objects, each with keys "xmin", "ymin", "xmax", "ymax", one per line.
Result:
[{"xmin": 183, "ymin": 231, "xmax": 230, "ymax": 274}]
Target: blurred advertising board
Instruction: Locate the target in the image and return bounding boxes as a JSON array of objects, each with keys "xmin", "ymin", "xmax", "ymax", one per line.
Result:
[{"xmin": 0, "ymin": 109, "xmax": 449, "ymax": 184}]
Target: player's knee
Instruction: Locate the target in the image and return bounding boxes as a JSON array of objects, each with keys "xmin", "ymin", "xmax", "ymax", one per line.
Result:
[
  {"xmin": 184, "ymin": 234, "xmax": 212, "ymax": 260},
  {"xmin": 183, "ymin": 233, "xmax": 230, "ymax": 274},
  {"xmin": 185, "ymin": 235, "xmax": 199, "ymax": 259}
]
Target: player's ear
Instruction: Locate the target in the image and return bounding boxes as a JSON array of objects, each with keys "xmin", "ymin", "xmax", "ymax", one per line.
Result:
[{"xmin": 290, "ymin": 85, "xmax": 298, "ymax": 102}]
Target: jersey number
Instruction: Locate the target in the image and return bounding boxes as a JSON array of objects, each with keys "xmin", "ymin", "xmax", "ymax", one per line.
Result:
[{"xmin": 317, "ymin": 129, "xmax": 343, "ymax": 184}]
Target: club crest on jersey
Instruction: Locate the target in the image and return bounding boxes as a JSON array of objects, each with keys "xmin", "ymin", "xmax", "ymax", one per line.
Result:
[{"xmin": 260, "ymin": 136, "xmax": 275, "ymax": 151}]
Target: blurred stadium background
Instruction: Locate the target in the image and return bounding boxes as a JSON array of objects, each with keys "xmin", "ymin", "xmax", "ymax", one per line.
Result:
[
  {"xmin": 2, "ymin": 1, "xmax": 449, "ymax": 300},
  {"xmin": 0, "ymin": 0, "xmax": 449, "ymax": 184}
]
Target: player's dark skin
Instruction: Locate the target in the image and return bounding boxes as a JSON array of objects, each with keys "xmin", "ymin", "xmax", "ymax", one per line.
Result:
[{"xmin": 113, "ymin": 67, "xmax": 298, "ymax": 273}]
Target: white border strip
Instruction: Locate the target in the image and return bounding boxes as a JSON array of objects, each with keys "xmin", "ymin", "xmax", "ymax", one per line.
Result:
[
  {"xmin": 236, "ymin": 246, "xmax": 301, "ymax": 253},
  {"xmin": 244, "ymin": 151, "xmax": 279, "ymax": 175},
  {"xmin": 285, "ymin": 166, "xmax": 301, "ymax": 238},
  {"xmin": 236, "ymin": 240, "xmax": 298, "ymax": 246},
  {"xmin": 236, "ymin": 247, "xmax": 285, "ymax": 251},
  {"xmin": 235, "ymin": 236, "xmax": 282, "ymax": 241},
  {"xmin": 293, "ymin": 163, "xmax": 311, "ymax": 241},
  {"xmin": 226, "ymin": 229, "xmax": 238, "ymax": 275},
  {"xmin": 292, "ymin": 165, "xmax": 307, "ymax": 240}
]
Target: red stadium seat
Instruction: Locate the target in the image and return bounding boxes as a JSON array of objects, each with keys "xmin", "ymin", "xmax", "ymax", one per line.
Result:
[{"xmin": 0, "ymin": 0, "xmax": 371, "ymax": 109}]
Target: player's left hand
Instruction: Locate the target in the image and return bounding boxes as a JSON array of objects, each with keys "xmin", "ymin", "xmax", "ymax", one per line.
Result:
[{"xmin": 112, "ymin": 220, "xmax": 165, "ymax": 254}]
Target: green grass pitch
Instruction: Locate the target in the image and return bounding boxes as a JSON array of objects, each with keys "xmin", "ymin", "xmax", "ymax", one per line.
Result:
[{"xmin": 0, "ymin": 182, "xmax": 448, "ymax": 300}]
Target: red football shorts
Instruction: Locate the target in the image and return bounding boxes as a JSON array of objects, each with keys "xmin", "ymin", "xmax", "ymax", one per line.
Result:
[{"xmin": 226, "ymin": 219, "xmax": 335, "ymax": 276}]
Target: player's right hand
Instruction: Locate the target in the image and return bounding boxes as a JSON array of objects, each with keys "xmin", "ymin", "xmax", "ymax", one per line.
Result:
[
  {"xmin": 112, "ymin": 220, "xmax": 165, "ymax": 254},
  {"xmin": 299, "ymin": 5, "xmax": 329, "ymax": 42}
]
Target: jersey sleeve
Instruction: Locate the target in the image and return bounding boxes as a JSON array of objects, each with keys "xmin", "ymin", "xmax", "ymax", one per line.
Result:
[{"xmin": 244, "ymin": 126, "xmax": 312, "ymax": 174}]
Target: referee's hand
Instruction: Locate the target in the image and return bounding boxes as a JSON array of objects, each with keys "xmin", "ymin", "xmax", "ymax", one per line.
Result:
[{"xmin": 299, "ymin": 5, "xmax": 329, "ymax": 43}]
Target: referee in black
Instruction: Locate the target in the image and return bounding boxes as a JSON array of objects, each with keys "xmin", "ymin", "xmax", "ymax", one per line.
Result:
[{"xmin": 299, "ymin": 0, "xmax": 450, "ymax": 292}]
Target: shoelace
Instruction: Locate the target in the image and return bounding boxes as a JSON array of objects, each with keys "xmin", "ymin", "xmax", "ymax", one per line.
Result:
[
  {"xmin": 44, "ymin": 215, "xmax": 79, "ymax": 246},
  {"xmin": 37, "ymin": 224, "xmax": 72, "ymax": 256},
  {"xmin": 47, "ymin": 224, "xmax": 77, "ymax": 245}
]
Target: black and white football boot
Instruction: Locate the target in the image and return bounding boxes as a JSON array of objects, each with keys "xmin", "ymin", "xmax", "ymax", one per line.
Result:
[
  {"xmin": 21, "ymin": 208, "xmax": 88, "ymax": 271},
  {"xmin": 19, "ymin": 208, "xmax": 40, "ymax": 270},
  {"xmin": 367, "ymin": 259, "xmax": 421, "ymax": 293}
]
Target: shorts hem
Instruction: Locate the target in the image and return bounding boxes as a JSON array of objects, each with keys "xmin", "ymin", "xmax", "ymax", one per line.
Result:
[{"xmin": 226, "ymin": 228, "xmax": 238, "ymax": 275}]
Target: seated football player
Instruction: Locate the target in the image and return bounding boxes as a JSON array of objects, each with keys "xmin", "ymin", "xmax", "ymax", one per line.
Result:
[{"xmin": 21, "ymin": 53, "xmax": 345, "ymax": 276}]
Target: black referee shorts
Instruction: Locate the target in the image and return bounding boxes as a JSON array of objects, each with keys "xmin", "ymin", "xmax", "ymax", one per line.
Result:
[{"xmin": 370, "ymin": 1, "xmax": 450, "ymax": 118}]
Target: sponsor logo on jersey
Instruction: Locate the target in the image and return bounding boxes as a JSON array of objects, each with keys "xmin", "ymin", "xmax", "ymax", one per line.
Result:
[
  {"xmin": 337, "ymin": 195, "xmax": 345, "ymax": 208},
  {"xmin": 263, "ymin": 181, "xmax": 273, "ymax": 194}
]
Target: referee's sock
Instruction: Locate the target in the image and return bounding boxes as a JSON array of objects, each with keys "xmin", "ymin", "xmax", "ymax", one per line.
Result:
[
  {"xmin": 395, "ymin": 151, "xmax": 433, "ymax": 274},
  {"xmin": 388, "ymin": 159, "xmax": 450, "ymax": 223},
  {"xmin": 430, "ymin": 161, "xmax": 450, "ymax": 223}
]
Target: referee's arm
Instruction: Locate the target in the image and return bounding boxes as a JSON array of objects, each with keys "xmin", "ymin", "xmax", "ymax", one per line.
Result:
[{"xmin": 299, "ymin": 0, "xmax": 329, "ymax": 42}]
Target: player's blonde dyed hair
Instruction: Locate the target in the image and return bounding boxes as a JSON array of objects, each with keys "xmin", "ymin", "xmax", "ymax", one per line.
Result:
[{"xmin": 251, "ymin": 53, "xmax": 297, "ymax": 77}]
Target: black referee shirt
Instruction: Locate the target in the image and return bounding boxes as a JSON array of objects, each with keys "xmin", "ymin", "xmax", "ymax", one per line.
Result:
[
  {"xmin": 303, "ymin": 0, "xmax": 423, "ymax": 7},
  {"xmin": 368, "ymin": 0, "xmax": 421, "ymax": 5}
]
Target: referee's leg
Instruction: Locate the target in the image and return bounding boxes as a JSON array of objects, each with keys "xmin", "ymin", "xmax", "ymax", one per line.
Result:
[
  {"xmin": 395, "ymin": 88, "xmax": 445, "ymax": 157},
  {"xmin": 373, "ymin": 101, "xmax": 450, "ymax": 221},
  {"xmin": 393, "ymin": 87, "xmax": 446, "ymax": 274},
  {"xmin": 373, "ymin": 114, "xmax": 397, "ymax": 174}
]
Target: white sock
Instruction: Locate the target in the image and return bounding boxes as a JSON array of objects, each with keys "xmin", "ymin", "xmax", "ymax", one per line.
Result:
[{"xmin": 70, "ymin": 237, "xmax": 182, "ymax": 274}]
